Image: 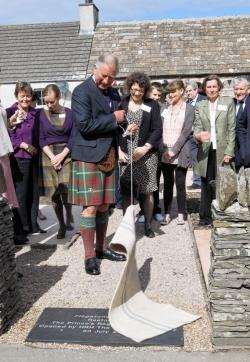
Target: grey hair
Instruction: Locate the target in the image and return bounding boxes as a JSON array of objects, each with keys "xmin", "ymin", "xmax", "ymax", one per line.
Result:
[
  {"xmin": 94, "ymin": 54, "xmax": 119, "ymax": 73},
  {"xmin": 185, "ymin": 80, "xmax": 198, "ymax": 90},
  {"xmin": 231, "ymin": 77, "xmax": 249, "ymax": 88}
]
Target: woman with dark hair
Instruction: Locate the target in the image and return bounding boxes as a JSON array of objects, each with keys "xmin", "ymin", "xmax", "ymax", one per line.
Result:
[
  {"xmin": 194, "ymin": 74, "xmax": 235, "ymax": 225},
  {"xmin": 119, "ymin": 72, "xmax": 162, "ymax": 237},
  {"xmin": 161, "ymin": 80, "xmax": 193, "ymax": 225},
  {"xmin": 39, "ymin": 84, "xmax": 73, "ymax": 239},
  {"xmin": 7, "ymin": 81, "xmax": 44, "ymax": 244}
]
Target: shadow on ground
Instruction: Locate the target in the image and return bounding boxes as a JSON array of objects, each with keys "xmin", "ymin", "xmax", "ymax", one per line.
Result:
[
  {"xmin": 138, "ymin": 257, "xmax": 153, "ymax": 292},
  {"xmin": 7, "ymin": 245, "xmax": 67, "ymax": 333}
]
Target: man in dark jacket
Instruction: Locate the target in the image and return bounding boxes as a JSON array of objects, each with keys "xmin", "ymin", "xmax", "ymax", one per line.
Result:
[
  {"xmin": 185, "ymin": 81, "xmax": 206, "ymax": 190},
  {"xmin": 233, "ymin": 77, "xmax": 249, "ymax": 169},
  {"xmin": 70, "ymin": 54, "xmax": 128, "ymax": 275},
  {"xmin": 237, "ymin": 95, "xmax": 250, "ymax": 168}
]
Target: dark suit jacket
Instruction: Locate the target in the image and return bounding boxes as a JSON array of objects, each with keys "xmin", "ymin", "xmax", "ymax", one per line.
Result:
[
  {"xmin": 118, "ymin": 96, "xmax": 162, "ymax": 150},
  {"xmin": 187, "ymin": 94, "xmax": 207, "ymax": 163},
  {"xmin": 70, "ymin": 76, "xmax": 121, "ymax": 163},
  {"xmin": 186, "ymin": 94, "xmax": 207, "ymax": 107},
  {"xmin": 161, "ymin": 103, "xmax": 194, "ymax": 168},
  {"xmin": 236, "ymin": 96, "xmax": 250, "ymax": 167},
  {"xmin": 197, "ymin": 94, "xmax": 207, "ymax": 103}
]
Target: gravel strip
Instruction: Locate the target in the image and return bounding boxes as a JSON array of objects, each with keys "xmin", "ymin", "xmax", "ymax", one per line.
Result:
[{"xmin": 0, "ymin": 198, "xmax": 212, "ymax": 351}]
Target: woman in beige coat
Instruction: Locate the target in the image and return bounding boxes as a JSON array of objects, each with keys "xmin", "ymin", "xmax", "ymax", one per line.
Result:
[{"xmin": 193, "ymin": 75, "xmax": 235, "ymax": 226}]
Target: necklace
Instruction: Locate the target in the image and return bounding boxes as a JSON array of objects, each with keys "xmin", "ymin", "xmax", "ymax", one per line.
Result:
[{"xmin": 128, "ymin": 98, "xmax": 142, "ymax": 113}]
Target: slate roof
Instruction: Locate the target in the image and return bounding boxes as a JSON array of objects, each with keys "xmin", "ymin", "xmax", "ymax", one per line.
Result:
[
  {"xmin": 0, "ymin": 22, "xmax": 92, "ymax": 83},
  {"xmin": 88, "ymin": 16, "xmax": 250, "ymax": 78}
]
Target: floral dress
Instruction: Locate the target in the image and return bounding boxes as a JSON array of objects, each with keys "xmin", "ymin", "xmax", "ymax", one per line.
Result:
[{"xmin": 120, "ymin": 108, "xmax": 158, "ymax": 195}]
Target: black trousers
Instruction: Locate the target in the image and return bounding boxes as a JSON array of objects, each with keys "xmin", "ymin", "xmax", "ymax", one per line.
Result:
[
  {"xmin": 12, "ymin": 158, "xmax": 39, "ymax": 234},
  {"xmin": 161, "ymin": 163, "xmax": 187, "ymax": 214},
  {"xmin": 199, "ymin": 148, "xmax": 217, "ymax": 222},
  {"xmin": 153, "ymin": 163, "xmax": 162, "ymax": 214}
]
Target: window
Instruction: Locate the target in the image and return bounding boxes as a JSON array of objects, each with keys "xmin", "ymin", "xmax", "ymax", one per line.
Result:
[{"xmin": 33, "ymin": 89, "xmax": 44, "ymax": 106}]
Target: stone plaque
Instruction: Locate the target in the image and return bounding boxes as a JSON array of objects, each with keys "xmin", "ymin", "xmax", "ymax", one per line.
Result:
[{"xmin": 26, "ymin": 308, "xmax": 184, "ymax": 346}]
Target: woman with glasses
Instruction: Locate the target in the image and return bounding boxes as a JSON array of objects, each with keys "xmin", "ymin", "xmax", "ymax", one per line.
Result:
[{"xmin": 118, "ymin": 72, "xmax": 162, "ymax": 237}]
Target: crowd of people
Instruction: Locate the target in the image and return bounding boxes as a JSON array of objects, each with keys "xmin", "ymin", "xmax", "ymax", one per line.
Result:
[{"xmin": 0, "ymin": 53, "xmax": 250, "ymax": 275}]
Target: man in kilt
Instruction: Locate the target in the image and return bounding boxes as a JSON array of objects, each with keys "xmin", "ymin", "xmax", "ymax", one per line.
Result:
[{"xmin": 69, "ymin": 54, "xmax": 127, "ymax": 275}]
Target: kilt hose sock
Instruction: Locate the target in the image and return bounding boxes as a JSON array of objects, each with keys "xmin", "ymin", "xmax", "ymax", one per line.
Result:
[
  {"xmin": 80, "ymin": 216, "xmax": 96, "ymax": 260},
  {"xmin": 95, "ymin": 210, "xmax": 109, "ymax": 252}
]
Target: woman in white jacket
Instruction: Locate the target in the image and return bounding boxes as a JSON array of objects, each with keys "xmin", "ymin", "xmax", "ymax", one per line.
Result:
[{"xmin": 0, "ymin": 107, "xmax": 18, "ymax": 208}]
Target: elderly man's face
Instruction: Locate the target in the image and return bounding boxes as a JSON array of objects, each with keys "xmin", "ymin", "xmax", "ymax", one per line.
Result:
[
  {"xmin": 93, "ymin": 64, "xmax": 116, "ymax": 90},
  {"xmin": 234, "ymin": 81, "xmax": 248, "ymax": 102},
  {"xmin": 185, "ymin": 85, "xmax": 198, "ymax": 100}
]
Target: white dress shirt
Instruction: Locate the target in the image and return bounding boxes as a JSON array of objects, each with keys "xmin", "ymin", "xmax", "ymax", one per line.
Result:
[
  {"xmin": 190, "ymin": 94, "xmax": 198, "ymax": 107},
  {"xmin": 209, "ymin": 99, "xmax": 218, "ymax": 150}
]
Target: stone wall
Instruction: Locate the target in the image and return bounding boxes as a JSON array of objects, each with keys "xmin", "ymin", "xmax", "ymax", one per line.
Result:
[
  {"xmin": 0, "ymin": 197, "xmax": 19, "ymax": 334},
  {"xmin": 209, "ymin": 201, "xmax": 250, "ymax": 347}
]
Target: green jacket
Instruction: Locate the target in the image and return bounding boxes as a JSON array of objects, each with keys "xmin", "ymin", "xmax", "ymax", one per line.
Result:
[{"xmin": 193, "ymin": 96, "xmax": 236, "ymax": 177}]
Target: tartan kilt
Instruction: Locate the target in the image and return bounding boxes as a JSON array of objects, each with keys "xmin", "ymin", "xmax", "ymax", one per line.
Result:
[
  {"xmin": 68, "ymin": 160, "xmax": 116, "ymax": 206},
  {"xmin": 40, "ymin": 144, "xmax": 71, "ymax": 201}
]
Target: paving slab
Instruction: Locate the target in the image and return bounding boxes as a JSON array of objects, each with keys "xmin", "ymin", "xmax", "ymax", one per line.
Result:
[{"xmin": 1, "ymin": 344, "xmax": 250, "ymax": 362}]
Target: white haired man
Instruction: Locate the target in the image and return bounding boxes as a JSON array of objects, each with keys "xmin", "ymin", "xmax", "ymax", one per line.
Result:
[
  {"xmin": 69, "ymin": 54, "xmax": 136, "ymax": 275},
  {"xmin": 232, "ymin": 77, "xmax": 249, "ymax": 169},
  {"xmin": 185, "ymin": 81, "xmax": 206, "ymax": 190}
]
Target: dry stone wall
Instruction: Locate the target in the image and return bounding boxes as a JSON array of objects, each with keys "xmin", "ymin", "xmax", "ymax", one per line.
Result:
[
  {"xmin": 0, "ymin": 197, "xmax": 19, "ymax": 334},
  {"xmin": 209, "ymin": 201, "xmax": 250, "ymax": 347}
]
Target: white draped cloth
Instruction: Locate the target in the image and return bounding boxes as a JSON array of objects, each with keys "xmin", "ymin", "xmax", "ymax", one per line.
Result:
[
  {"xmin": 0, "ymin": 107, "xmax": 18, "ymax": 207},
  {"xmin": 108, "ymin": 205, "xmax": 200, "ymax": 343},
  {"xmin": 0, "ymin": 107, "xmax": 13, "ymax": 157}
]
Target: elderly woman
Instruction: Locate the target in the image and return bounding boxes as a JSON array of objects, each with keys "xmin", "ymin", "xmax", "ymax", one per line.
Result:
[
  {"xmin": 161, "ymin": 80, "xmax": 193, "ymax": 225},
  {"xmin": 194, "ymin": 74, "xmax": 235, "ymax": 226},
  {"xmin": 7, "ymin": 81, "xmax": 44, "ymax": 243},
  {"xmin": 119, "ymin": 72, "xmax": 162, "ymax": 237},
  {"xmin": 39, "ymin": 84, "xmax": 73, "ymax": 239}
]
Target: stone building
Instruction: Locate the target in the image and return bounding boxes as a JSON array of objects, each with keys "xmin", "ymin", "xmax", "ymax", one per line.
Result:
[{"xmin": 0, "ymin": 1, "xmax": 249, "ymax": 107}]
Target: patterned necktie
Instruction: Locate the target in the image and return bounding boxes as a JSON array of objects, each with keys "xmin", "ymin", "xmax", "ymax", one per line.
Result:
[
  {"xmin": 237, "ymin": 101, "xmax": 244, "ymax": 121},
  {"xmin": 101, "ymin": 89, "xmax": 108, "ymax": 96}
]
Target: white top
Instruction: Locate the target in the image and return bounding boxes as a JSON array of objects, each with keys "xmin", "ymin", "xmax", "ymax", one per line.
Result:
[
  {"xmin": 209, "ymin": 99, "xmax": 218, "ymax": 150},
  {"xmin": 0, "ymin": 107, "xmax": 13, "ymax": 157},
  {"xmin": 162, "ymin": 102, "xmax": 186, "ymax": 164}
]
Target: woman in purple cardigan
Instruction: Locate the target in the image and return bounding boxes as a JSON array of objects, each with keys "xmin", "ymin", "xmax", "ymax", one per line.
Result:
[
  {"xmin": 7, "ymin": 81, "xmax": 45, "ymax": 244},
  {"xmin": 39, "ymin": 84, "xmax": 73, "ymax": 239}
]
